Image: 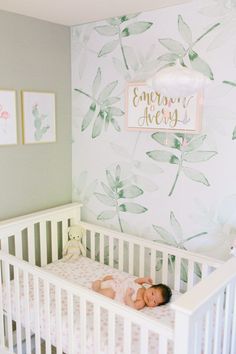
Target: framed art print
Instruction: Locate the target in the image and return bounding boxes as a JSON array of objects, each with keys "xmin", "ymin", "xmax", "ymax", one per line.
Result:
[
  {"xmin": 22, "ymin": 91, "xmax": 56, "ymax": 144},
  {"xmin": 0, "ymin": 89, "xmax": 17, "ymax": 146},
  {"xmin": 126, "ymin": 82, "xmax": 203, "ymax": 133}
]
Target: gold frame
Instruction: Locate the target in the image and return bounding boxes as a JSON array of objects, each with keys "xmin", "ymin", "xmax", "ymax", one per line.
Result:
[{"xmin": 21, "ymin": 90, "xmax": 56, "ymax": 144}]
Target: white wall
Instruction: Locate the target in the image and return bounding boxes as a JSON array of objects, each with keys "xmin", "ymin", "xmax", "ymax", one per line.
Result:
[{"xmin": 71, "ymin": 0, "xmax": 236, "ymax": 260}]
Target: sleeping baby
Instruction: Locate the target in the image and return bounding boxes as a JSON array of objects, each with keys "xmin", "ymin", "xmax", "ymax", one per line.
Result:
[{"xmin": 92, "ymin": 275, "xmax": 172, "ymax": 310}]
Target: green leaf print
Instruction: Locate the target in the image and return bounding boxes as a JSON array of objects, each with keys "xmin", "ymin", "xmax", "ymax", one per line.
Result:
[
  {"xmin": 118, "ymin": 185, "xmax": 143, "ymax": 198},
  {"xmin": 95, "ymin": 15, "xmax": 153, "ymax": 70},
  {"xmin": 98, "ymin": 40, "xmax": 119, "ymax": 57},
  {"xmin": 159, "ymin": 38, "xmax": 186, "ymax": 56},
  {"xmin": 74, "ymin": 68, "xmax": 123, "ymax": 138},
  {"xmin": 119, "ymin": 203, "xmax": 147, "ymax": 213},
  {"xmin": 153, "ymin": 211, "xmax": 207, "ymax": 282},
  {"xmin": 182, "ymin": 167, "xmax": 210, "ymax": 186},
  {"xmin": 146, "ymin": 133, "xmax": 217, "ymax": 196},
  {"xmin": 121, "ymin": 22, "xmax": 153, "ymax": 37},
  {"xmin": 189, "ymin": 50, "xmax": 214, "ymax": 80},
  {"xmin": 95, "ymin": 25, "xmax": 119, "ymax": 36},
  {"xmin": 95, "ymin": 165, "xmax": 147, "ymax": 232},
  {"xmin": 178, "ymin": 15, "xmax": 192, "ymax": 45},
  {"xmin": 92, "ymin": 67, "xmax": 101, "ymax": 97},
  {"xmin": 183, "ymin": 151, "xmax": 217, "ymax": 162},
  {"xmin": 158, "ymin": 16, "xmax": 219, "ymax": 77},
  {"xmin": 147, "ymin": 150, "xmax": 179, "ymax": 164},
  {"xmin": 81, "ymin": 102, "xmax": 96, "ymax": 131},
  {"xmin": 233, "ymin": 126, "xmax": 236, "ymax": 140},
  {"xmin": 98, "ymin": 210, "xmax": 116, "ymax": 220}
]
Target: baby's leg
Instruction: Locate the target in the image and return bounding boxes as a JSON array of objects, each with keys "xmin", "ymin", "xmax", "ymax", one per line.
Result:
[{"xmin": 92, "ymin": 280, "xmax": 115, "ymax": 299}]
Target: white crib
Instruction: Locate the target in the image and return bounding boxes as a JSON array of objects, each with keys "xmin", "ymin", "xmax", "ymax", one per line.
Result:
[{"xmin": 0, "ymin": 203, "xmax": 235, "ymax": 354}]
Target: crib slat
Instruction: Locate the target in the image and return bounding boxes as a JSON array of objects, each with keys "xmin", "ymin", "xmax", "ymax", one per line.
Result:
[
  {"xmin": 1, "ymin": 238, "xmax": 9, "ymax": 252},
  {"xmin": 62, "ymin": 219, "xmax": 68, "ymax": 253},
  {"xmin": 140, "ymin": 327, "xmax": 148, "ymax": 354},
  {"xmin": 80, "ymin": 297, "xmax": 86, "ymax": 354},
  {"xmin": 213, "ymin": 292, "xmax": 224, "ymax": 354},
  {"xmin": 15, "ymin": 231, "xmax": 23, "ymax": 260},
  {"xmin": 40, "ymin": 221, "xmax": 47, "ymax": 266},
  {"xmin": 150, "ymin": 249, "xmax": 156, "ymax": 283},
  {"xmin": 162, "ymin": 252, "xmax": 168, "ymax": 284},
  {"xmin": 56, "ymin": 287, "xmax": 62, "ymax": 354},
  {"xmin": 108, "ymin": 311, "xmax": 115, "ymax": 353},
  {"xmin": 139, "ymin": 246, "xmax": 145, "ymax": 277},
  {"xmin": 109, "ymin": 237, "xmax": 114, "ymax": 267},
  {"xmin": 34, "ymin": 275, "xmax": 41, "ymax": 354},
  {"xmin": 159, "ymin": 336, "xmax": 168, "ymax": 354},
  {"xmin": 14, "ymin": 267, "xmax": 22, "ymax": 354},
  {"xmin": 204, "ymin": 306, "xmax": 213, "ymax": 354},
  {"xmin": 231, "ymin": 285, "xmax": 236, "ymax": 353},
  {"xmin": 222, "ymin": 283, "xmax": 233, "ymax": 354},
  {"xmin": 67, "ymin": 292, "xmax": 74, "ymax": 354},
  {"xmin": 0, "ymin": 262, "xmax": 4, "ymax": 347},
  {"xmin": 23, "ymin": 272, "xmax": 31, "ymax": 354},
  {"xmin": 44, "ymin": 280, "xmax": 51, "ymax": 354},
  {"xmin": 27, "ymin": 224, "xmax": 35, "ymax": 265},
  {"xmin": 124, "ymin": 319, "xmax": 131, "ymax": 354},
  {"xmin": 5, "ymin": 262, "xmax": 13, "ymax": 352},
  {"xmin": 187, "ymin": 260, "xmax": 194, "ymax": 290},
  {"xmin": 128, "ymin": 243, "xmax": 134, "ymax": 274},
  {"xmin": 99, "ymin": 233, "xmax": 104, "ymax": 263},
  {"xmin": 91, "ymin": 231, "xmax": 95, "ymax": 261},
  {"xmin": 51, "ymin": 220, "xmax": 58, "ymax": 262},
  {"xmin": 174, "ymin": 256, "xmax": 181, "ymax": 291},
  {"xmin": 118, "ymin": 239, "xmax": 124, "ymax": 271},
  {"xmin": 94, "ymin": 303, "xmax": 101, "ymax": 352}
]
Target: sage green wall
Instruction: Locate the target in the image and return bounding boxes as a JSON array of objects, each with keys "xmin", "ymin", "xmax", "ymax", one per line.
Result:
[{"xmin": 0, "ymin": 10, "xmax": 72, "ymax": 220}]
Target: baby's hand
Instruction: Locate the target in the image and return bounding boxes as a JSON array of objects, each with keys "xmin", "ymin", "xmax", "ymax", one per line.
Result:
[{"xmin": 144, "ymin": 276, "xmax": 153, "ymax": 285}]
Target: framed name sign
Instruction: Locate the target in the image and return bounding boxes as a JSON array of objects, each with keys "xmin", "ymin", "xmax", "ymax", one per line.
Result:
[{"xmin": 125, "ymin": 82, "xmax": 203, "ymax": 133}]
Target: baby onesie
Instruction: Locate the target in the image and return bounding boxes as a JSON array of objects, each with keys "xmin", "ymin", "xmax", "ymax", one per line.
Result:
[{"xmin": 100, "ymin": 276, "xmax": 141, "ymax": 303}]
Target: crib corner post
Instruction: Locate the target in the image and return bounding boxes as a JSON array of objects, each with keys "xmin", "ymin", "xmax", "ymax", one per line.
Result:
[
  {"xmin": 71, "ymin": 203, "xmax": 82, "ymax": 225},
  {"xmin": 174, "ymin": 311, "xmax": 193, "ymax": 354}
]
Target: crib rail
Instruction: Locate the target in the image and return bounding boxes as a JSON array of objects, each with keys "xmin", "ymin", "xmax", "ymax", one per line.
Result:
[
  {"xmin": 0, "ymin": 250, "xmax": 173, "ymax": 354},
  {"xmin": 80, "ymin": 221, "xmax": 222, "ymax": 293},
  {"xmin": 172, "ymin": 256, "xmax": 236, "ymax": 354},
  {"xmin": 0, "ymin": 203, "xmax": 81, "ymax": 266}
]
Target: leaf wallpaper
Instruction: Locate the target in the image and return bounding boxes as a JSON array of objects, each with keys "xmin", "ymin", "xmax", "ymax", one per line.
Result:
[{"xmin": 72, "ymin": 0, "xmax": 236, "ymax": 261}]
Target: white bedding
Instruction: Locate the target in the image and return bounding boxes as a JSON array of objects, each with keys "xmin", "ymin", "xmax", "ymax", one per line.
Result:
[{"xmin": 3, "ymin": 256, "xmax": 180, "ymax": 353}]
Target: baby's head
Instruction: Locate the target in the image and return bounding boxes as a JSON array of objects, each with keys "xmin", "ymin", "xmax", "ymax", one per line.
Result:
[{"xmin": 144, "ymin": 283, "xmax": 172, "ymax": 308}]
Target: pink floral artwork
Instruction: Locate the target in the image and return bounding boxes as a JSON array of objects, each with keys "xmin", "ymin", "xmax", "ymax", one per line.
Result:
[{"xmin": 0, "ymin": 90, "xmax": 17, "ymax": 145}]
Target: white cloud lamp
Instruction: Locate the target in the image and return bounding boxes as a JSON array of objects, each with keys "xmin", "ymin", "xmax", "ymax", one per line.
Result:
[{"xmin": 146, "ymin": 64, "xmax": 211, "ymax": 98}]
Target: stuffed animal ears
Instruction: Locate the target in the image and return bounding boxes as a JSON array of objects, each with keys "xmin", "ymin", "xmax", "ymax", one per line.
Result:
[{"xmin": 68, "ymin": 224, "xmax": 85, "ymax": 239}]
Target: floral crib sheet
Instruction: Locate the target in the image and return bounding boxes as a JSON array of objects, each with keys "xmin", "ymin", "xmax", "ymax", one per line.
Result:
[{"xmin": 2, "ymin": 256, "xmax": 181, "ymax": 353}]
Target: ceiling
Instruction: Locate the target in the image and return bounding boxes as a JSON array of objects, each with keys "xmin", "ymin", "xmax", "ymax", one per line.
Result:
[{"xmin": 0, "ymin": 0, "xmax": 190, "ymax": 26}]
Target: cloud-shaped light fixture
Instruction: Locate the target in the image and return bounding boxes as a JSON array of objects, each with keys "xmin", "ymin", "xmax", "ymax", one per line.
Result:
[{"xmin": 146, "ymin": 64, "xmax": 211, "ymax": 98}]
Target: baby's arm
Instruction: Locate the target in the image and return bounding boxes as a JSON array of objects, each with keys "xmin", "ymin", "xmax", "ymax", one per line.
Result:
[
  {"xmin": 124, "ymin": 288, "xmax": 145, "ymax": 310},
  {"xmin": 135, "ymin": 276, "xmax": 153, "ymax": 285}
]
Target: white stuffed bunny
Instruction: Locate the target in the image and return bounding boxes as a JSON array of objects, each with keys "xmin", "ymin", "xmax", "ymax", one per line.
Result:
[
  {"xmin": 230, "ymin": 239, "xmax": 236, "ymax": 257},
  {"xmin": 63, "ymin": 225, "xmax": 86, "ymax": 261}
]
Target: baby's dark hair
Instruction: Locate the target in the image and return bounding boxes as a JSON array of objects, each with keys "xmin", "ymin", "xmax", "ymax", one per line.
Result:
[{"xmin": 151, "ymin": 283, "xmax": 172, "ymax": 305}]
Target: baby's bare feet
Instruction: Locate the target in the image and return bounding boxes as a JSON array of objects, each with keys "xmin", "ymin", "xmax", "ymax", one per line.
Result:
[
  {"xmin": 102, "ymin": 275, "xmax": 113, "ymax": 281},
  {"xmin": 92, "ymin": 280, "xmax": 101, "ymax": 292}
]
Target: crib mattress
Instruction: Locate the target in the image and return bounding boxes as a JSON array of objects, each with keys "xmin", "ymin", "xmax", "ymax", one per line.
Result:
[{"xmin": 3, "ymin": 256, "xmax": 180, "ymax": 353}]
